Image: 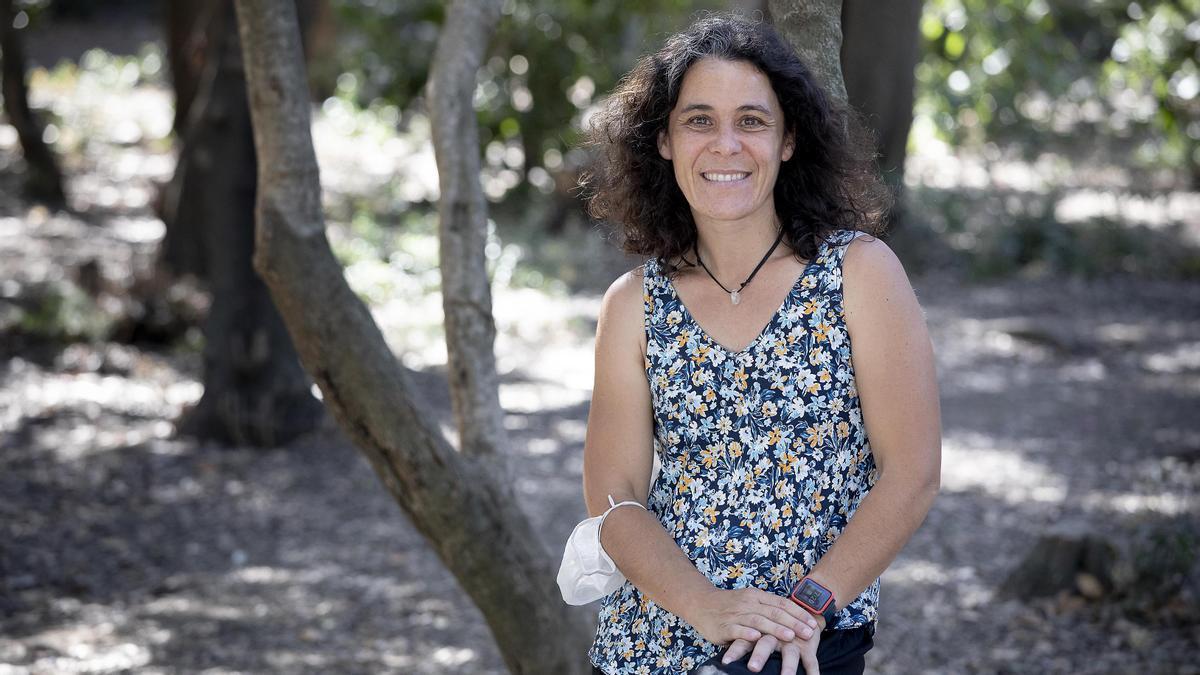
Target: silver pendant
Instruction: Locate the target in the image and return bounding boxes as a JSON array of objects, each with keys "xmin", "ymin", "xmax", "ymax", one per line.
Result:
[{"xmin": 730, "ymin": 290, "xmax": 741, "ymax": 305}]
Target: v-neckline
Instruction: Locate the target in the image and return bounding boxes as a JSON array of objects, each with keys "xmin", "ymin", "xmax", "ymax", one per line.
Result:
[{"xmin": 663, "ymin": 249, "xmax": 824, "ymax": 356}]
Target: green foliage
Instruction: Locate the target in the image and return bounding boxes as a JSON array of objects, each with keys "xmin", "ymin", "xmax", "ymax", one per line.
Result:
[
  {"xmin": 916, "ymin": 0, "xmax": 1199, "ymax": 183},
  {"xmin": 330, "ymin": 0, "xmax": 716, "ymax": 202},
  {"xmin": 15, "ymin": 280, "xmax": 113, "ymax": 343}
]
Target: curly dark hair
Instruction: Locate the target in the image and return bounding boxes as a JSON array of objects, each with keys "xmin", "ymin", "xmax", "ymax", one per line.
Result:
[{"xmin": 582, "ymin": 12, "xmax": 892, "ymax": 272}]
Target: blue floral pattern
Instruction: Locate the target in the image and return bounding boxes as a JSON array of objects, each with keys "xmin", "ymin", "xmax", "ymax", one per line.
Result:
[{"xmin": 588, "ymin": 230, "xmax": 880, "ymax": 675}]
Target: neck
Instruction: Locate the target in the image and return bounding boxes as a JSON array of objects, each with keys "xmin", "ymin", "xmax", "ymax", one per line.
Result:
[{"xmin": 692, "ymin": 212, "xmax": 788, "ymax": 283}]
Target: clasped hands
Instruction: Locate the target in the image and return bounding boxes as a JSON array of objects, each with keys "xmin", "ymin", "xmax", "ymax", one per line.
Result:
[{"xmin": 691, "ymin": 587, "xmax": 825, "ymax": 675}]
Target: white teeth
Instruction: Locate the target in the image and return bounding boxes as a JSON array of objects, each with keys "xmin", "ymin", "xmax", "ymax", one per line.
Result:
[{"xmin": 702, "ymin": 172, "xmax": 749, "ymax": 182}]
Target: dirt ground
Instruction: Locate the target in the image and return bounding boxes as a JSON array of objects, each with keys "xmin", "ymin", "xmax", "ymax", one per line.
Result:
[{"xmin": 2, "ymin": 25, "xmax": 1199, "ymax": 675}]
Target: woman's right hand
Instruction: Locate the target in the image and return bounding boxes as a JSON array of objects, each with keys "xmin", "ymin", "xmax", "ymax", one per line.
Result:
[{"xmin": 686, "ymin": 587, "xmax": 819, "ymax": 647}]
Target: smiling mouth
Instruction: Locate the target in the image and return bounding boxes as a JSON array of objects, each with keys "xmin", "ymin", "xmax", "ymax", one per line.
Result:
[{"xmin": 701, "ymin": 171, "xmax": 750, "ymax": 182}]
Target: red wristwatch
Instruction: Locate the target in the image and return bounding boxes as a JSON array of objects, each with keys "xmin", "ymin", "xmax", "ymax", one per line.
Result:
[{"xmin": 788, "ymin": 576, "xmax": 838, "ymax": 626}]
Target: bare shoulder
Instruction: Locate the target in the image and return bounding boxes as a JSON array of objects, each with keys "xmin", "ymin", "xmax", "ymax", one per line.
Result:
[
  {"xmin": 597, "ymin": 265, "xmax": 648, "ymax": 357},
  {"xmin": 842, "ymin": 234, "xmax": 907, "ymax": 286},
  {"xmin": 841, "ymin": 234, "xmax": 924, "ymax": 326}
]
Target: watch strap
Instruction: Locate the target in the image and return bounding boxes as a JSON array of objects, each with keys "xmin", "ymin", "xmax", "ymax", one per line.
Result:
[{"xmin": 819, "ymin": 599, "xmax": 838, "ymax": 626}]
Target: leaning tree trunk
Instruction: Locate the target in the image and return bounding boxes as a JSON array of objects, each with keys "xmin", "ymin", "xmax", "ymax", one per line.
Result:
[
  {"xmin": 0, "ymin": 0, "xmax": 66, "ymax": 207},
  {"xmin": 427, "ymin": 0, "xmax": 508, "ymax": 461},
  {"xmin": 232, "ymin": 0, "xmax": 595, "ymax": 672},
  {"xmin": 841, "ymin": 0, "xmax": 921, "ymax": 227},
  {"xmin": 171, "ymin": 0, "xmax": 323, "ymax": 447}
]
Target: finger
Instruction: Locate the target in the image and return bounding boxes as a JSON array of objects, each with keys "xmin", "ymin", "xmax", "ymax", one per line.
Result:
[
  {"xmin": 746, "ymin": 614, "xmax": 796, "ymax": 642},
  {"xmin": 799, "ymin": 641, "xmax": 820, "ymax": 675},
  {"xmin": 736, "ymin": 627, "xmax": 763, "ymax": 642},
  {"xmin": 752, "ymin": 592, "xmax": 819, "ymax": 631},
  {"xmin": 780, "ymin": 641, "xmax": 802, "ymax": 675},
  {"xmin": 746, "ymin": 635, "xmax": 778, "ymax": 673},
  {"xmin": 721, "ymin": 639, "xmax": 754, "ymax": 666},
  {"xmin": 763, "ymin": 601, "xmax": 818, "ymax": 639}
]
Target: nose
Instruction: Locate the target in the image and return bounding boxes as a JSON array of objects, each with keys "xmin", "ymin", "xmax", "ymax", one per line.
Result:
[{"xmin": 708, "ymin": 123, "xmax": 742, "ymax": 155}]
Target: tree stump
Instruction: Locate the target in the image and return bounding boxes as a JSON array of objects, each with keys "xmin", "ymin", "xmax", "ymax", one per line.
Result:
[{"xmin": 999, "ymin": 525, "xmax": 1121, "ymax": 600}]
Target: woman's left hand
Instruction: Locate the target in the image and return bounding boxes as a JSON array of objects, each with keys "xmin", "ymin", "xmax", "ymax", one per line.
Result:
[{"xmin": 720, "ymin": 623, "xmax": 822, "ymax": 675}]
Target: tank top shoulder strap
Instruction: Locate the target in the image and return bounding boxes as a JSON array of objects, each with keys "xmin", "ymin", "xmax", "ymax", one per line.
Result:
[
  {"xmin": 823, "ymin": 229, "xmax": 869, "ymax": 264},
  {"xmin": 642, "ymin": 256, "xmax": 667, "ymax": 336},
  {"xmin": 817, "ymin": 229, "xmax": 871, "ymax": 296}
]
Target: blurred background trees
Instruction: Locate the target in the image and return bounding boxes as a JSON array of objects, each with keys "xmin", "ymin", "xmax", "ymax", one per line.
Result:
[
  {"xmin": 0, "ymin": 0, "xmax": 65, "ymax": 205},
  {"xmin": 7, "ymin": 0, "xmax": 1198, "ymax": 217},
  {"xmin": 916, "ymin": 0, "xmax": 1198, "ymax": 187},
  {"xmin": 301, "ymin": 0, "xmax": 1200, "ymax": 278}
]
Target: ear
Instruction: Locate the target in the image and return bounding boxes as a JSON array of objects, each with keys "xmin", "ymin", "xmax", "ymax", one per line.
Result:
[
  {"xmin": 781, "ymin": 131, "xmax": 795, "ymax": 162},
  {"xmin": 657, "ymin": 129, "xmax": 672, "ymax": 161}
]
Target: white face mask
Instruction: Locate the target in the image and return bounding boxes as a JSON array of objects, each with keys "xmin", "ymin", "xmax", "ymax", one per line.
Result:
[{"xmin": 556, "ymin": 496, "xmax": 647, "ymax": 605}]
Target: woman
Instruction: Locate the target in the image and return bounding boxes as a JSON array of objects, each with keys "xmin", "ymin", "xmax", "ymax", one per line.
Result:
[{"xmin": 579, "ymin": 14, "xmax": 941, "ymax": 675}]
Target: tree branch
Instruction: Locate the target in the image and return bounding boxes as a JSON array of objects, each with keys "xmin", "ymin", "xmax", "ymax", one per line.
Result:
[
  {"xmin": 428, "ymin": 0, "xmax": 508, "ymax": 461},
  {"xmin": 232, "ymin": 1, "xmax": 593, "ymax": 671}
]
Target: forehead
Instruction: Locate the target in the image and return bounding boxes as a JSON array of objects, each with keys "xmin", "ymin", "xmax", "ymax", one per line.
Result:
[{"xmin": 673, "ymin": 58, "xmax": 780, "ymax": 111}]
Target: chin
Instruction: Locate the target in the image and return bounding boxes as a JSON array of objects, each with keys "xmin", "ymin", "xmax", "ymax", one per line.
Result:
[{"xmin": 694, "ymin": 204, "xmax": 760, "ymax": 222}]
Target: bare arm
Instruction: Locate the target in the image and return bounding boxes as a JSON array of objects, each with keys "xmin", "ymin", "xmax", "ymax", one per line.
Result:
[
  {"xmin": 804, "ymin": 235, "xmax": 943, "ymax": 625},
  {"xmin": 583, "ymin": 270, "xmax": 720, "ymax": 621},
  {"xmin": 583, "ymin": 271, "xmax": 819, "ymax": 645}
]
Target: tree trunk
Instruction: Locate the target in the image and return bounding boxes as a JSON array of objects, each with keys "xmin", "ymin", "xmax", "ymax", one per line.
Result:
[
  {"xmin": 731, "ymin": 0, "xmax": 768, "ymax": 16},
  {"xmin": 841, "ymin": 0, "xmax": 921, "ymax": 224},
  {"xmin": 159, "ymin": 0, "xmax": 324, "ymax": 277},
  {"xmin": 0, "ymin": 0, "xmax": 66, "ymax": 207},
  {"xmin": 232, "ymin": 0, "xmax": 595, "ymax": 672},
  {"xmin": 427, "ymin": 0, "xmax": 508, "ymax": 461},
  {"xmin": 171, "ymin": 0, "xmax": 323, "ymax": 447},
  {"xmin": 163, "ymin": 0, "xmax": 213, "ymax": 138},
  {"xmin": 157, "ymin": 0, "xmax": 223, "ymax": 280},
  {"xmin": 999, "ymin": 526, "xmax": 1120, "ymax": 600},
  {"xmin": 767, "ymin": 0, "xmax": 847, "ymax": 109}
]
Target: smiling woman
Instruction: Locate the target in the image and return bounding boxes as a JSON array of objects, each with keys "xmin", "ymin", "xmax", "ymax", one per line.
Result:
[
  {"xmin": 573, "ymin": 12, "xmax": 942, "ymax": 675},
  {"xmin": 582, "ymin": 14, "xmax": 891, "ymax": 274},
  {"xmin": 657, "ymin": 59, "xmax": 794, "ymax": 245}
]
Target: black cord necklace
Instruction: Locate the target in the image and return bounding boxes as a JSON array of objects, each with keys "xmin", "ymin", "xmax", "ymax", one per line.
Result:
[{"xmin": 692, "ymin": 228, "xmax": 786, "ymax": 305}]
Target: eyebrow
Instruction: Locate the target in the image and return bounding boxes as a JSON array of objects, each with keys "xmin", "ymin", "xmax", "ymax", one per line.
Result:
[{"xmin": 678, "ymin": 103, "xmax": 774, "ymax": 116}]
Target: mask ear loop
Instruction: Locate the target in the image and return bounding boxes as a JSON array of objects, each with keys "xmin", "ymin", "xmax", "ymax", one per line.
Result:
[{"xmin": 597, "ymin": 495, "xmax": 647, "ymax": 544}]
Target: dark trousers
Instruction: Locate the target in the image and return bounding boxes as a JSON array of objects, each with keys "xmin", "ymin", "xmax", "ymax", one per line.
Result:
[{"xmin": 591, "ymin": 625, "xmax": 873, "ymax": 675}]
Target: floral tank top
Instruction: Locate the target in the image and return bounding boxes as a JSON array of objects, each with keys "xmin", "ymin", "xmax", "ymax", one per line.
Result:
[{"xmin": 588, "ymin": 229, "xmax": 880, "ymax": 675}]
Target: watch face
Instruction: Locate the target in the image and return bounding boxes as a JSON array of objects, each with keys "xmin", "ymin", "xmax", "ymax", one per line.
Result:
[{"xmin": 794, "ymin": 580, "xmax": 831, "ymax": 610}]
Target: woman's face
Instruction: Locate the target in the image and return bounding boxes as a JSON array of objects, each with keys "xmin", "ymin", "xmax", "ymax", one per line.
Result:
[{"xmin": 657, "ymin": 58, "xmax": 794, "ymax": 229}]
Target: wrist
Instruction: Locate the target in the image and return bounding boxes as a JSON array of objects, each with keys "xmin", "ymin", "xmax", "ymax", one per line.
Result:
[
  {"xmin": 678, "ymin": 583, "xmax": 719, "ymax": 625},
  {"xmin": 788, "ymin": 575, "xmax": 838, "ymax": 628},
  {"xmin": 804, "ymin": 569, "xmax": 844, "ymax": 607}
]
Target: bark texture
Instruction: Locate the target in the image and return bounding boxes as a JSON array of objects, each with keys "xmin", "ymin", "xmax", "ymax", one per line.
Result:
[
  {"xmin": 767, "ymin": 0, "xmax": 847, "ymax": 109},
  {"xmin": 841, "ymin": 0, "xmax": 921, "ymax": 197},
  {"xmin": 0, "ymin": 0, "xmax": 66, "ymax": 207},
  {"xmin": 427, "ymin": 0, "xmax": 508, "ymax": 461},
  {"xmin": 232, "ymin": 1, "xmax": 595, "ymax": 672}
]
